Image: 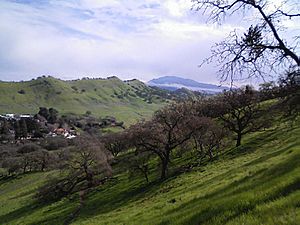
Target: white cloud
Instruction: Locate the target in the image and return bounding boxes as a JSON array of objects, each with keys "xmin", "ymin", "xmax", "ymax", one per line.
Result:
[
  {"xmin": 164, "ymin": 0, "xmax": 192, "ymax": 17},
  {"xmin": 0, "ymin": 0, "xmax": 241, "ymax": 83}
]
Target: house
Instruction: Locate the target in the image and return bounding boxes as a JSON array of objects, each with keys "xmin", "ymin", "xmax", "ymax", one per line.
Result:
[
  {"xmin": 54, "ymin": 128, "xmax": 67, "ymax": 135},
  {"xmin": 20, "ymin": 114, "xmax": 33, "ymax": 119},
  {"xmin": 0, "ymin": 114, "xmax": 15, "ymax": 121},
  {"xmin": 52, "ymin": 128, "xmax": 77, "ymax": 139}
]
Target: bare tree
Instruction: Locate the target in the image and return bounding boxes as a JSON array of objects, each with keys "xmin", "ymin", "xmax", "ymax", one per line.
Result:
[
  {"xmin": 36, "ymin": 135, "xmax": 112, "ymax": 202},
  {"xmin": 277, "ymin": 69, "xmax": 300, "ymax": 116},
  {"xmin": 193, "ymin": 119, "xmax": 227, "ymax": 161},
  {"xmin": 128, "ymin": 151, "xmax": 151, "ymax": 183},
  {"xmin": 101, "ymin": 132, "xmax": 129, "ymax": 157},
  {"xmin": 193, "ymin": 0, "xmax": 300, "ymax": 82},
  {"xmin": 68, "ymin": 135, "xmax": 113, "ymax": 188},
  {"xmin": 129, "ymin": 102, "xmax": 211, "ymax": 180},
  {"xmin": 216, "ymin": 86, "xmax": 266, "ymax": 146}
]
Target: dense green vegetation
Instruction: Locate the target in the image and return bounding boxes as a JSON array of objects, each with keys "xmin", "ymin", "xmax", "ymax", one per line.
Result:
[{"xmin": 0, "ymin": 116, "xmax": 299, "ymax": 225}]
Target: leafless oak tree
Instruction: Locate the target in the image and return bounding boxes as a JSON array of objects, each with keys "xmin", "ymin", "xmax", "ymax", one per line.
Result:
[
  {"xmin": 101, "ymin": 132, "xmax": 129, "ymax": 157},
  {"xmin": 216, "ymin": 86, "xmax": 267, "ymax": 146},
  {"xmin": 128, "ymin": 102, "xmax": 211, "ymax": 180}
]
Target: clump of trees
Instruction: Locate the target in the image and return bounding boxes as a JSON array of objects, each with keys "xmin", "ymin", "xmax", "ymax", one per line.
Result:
[
  {"xmin": 2, "ymin": 143, "xmax": 55, "ymax": 174},
  {"xmin": 36, "ymin": 135, "xmax": 112, "ymax": 202}
]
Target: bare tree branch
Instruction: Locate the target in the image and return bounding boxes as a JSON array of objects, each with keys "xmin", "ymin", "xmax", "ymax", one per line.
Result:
[{"xmin": 193, "ymin": 0, "xmax": 300, "ymax": 82}]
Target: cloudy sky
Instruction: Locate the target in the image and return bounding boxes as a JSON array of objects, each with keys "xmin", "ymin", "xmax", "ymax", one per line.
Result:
[{"xmin": 0, "ymin": 0, "xmax": 295, "ymax": 84}]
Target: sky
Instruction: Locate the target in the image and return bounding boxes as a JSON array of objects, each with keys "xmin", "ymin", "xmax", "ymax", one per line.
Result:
[{"xmin": 0, "ymin": 0, "xmax": 297, "ymax": 84}]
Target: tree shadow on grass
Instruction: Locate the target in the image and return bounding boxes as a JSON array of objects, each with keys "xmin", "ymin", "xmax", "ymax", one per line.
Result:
[
  {"xmin": 0, "ymin": 198, "xmax": 78, "ymax": 225},
  {"xmin": 158, "ymin": 151, "xmax": 300, "ymax": 225},
  {"xmin": 74, "ymin": 178, "xmax": 164, "ymax": 221},
  {"xmin": 0, "ymin": 183, "xmax": 76, "ymax": 225},
  {"xmin": 0, "ymin": 205, "xmax": 36, "ymax": 225}
]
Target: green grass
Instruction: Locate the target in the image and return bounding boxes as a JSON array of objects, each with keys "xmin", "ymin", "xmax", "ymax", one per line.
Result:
[
  {"xmin": 0, "ymin": 76, "xmax": 165, "ymax": 124},
  {"xmin": 0, "ymin": 119, "xmax": 299, "ymax": 225}
]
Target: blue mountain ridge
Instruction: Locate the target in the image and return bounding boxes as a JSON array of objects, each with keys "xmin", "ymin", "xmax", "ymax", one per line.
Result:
[{"xmin": 147, "ymin": 76, "xmax": 229, "ymax": 93}]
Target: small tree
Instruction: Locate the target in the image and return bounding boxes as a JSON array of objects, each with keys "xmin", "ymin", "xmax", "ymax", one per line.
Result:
[
  {"xmin": 48, "ymin": 108, "xmax": 59, "ymax": 124},
  {"xmin": 70, "ymin": 136, "xmax": 113, "ymax": 188},
  {"xmin": 2, "ymin": 157, "xmax": 22, "ymax": 175},
  {"xmin": 38, "ymin": 107, "xmax": 49, "ymax": 120},
  {"xmin": 259, "ymin": 81, "xmax": 277, "ymax": 101},
  {"xmin": 14, "ymin": 121, "xmax": 21, "ymax": 140},
  {"xmin": 278, "ymin": 69, "xmax": 300, "ymax": 116},
  {"xmin": 217, "ymin": 86, "xmax": 264, "ymax": 147},
  {"xmin": 0, "ymin": 120, "xmax": 10, "ymax": 135},
  {"xmin": 32, "ymin": 150, "xmax": 53, "ymax": 171},
  {"xmin": 193, "ymin": 120, "xmax": 227, "ymax": 161},
  {"xmin": 101, "ymin": 132, "xmax": 129, "ymax": 157},
  {"xmin": 0, "ymin": 120, "xmax": 11, "ymax": 141},
  {"xmin": 128, "ymin": 151, "xmax": 151, "ymax": 183},
  {"xmin": 19, "ymin": 119, "xmax": 28, "ymax": 139}
]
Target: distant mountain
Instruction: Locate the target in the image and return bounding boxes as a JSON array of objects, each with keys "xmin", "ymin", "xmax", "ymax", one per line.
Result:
[{"xmin": 147, "ymin": 76, "xmax": 229, "ymax": 94}]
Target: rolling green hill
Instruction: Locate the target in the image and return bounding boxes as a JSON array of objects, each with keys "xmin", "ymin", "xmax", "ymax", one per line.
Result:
[
  {"xmin": 0, "ymin": 117, "xmax": 299, "ymax": 225},
  {"xmin": 0, "ymin": 76, "xmax": 168, "ymax": 123}
]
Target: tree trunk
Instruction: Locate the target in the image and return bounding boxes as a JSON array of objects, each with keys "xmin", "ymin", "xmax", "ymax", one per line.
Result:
[
  {"xmin": 41, "ymin": 163, "xmax": 45, "ymax": 172},
  {"xmin": 160, "ymin": 158, "xmax": 168, "ymax": 180},
  {"xmin": 236, "ymin": 132, "xmax": 242, "ymax": 147},
  {"xmin": 23, "ymin": 163, "xmax": 28, "ymax": 173},
  {"xmin": 144, "ymin": 171, "xmax": 149, "ymax": 183},
  {"xmin": 86, "ymin": 171, "xmax": 93, "ymax": 188},
  {"xmin": 208, "ymin": 149, "xmax": 213, "ymax": 161}
]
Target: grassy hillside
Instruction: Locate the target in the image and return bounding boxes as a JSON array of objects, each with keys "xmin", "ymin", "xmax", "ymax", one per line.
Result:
[
  {"xmin": 0, "ymin": 118, "xmax": 299, "ymax": 224},
  {"xmin": 0, "ymin": 76, "xmax": 167, "ymax": 123}
]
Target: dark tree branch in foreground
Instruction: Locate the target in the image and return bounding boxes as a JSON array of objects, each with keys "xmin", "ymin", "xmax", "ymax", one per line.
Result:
[{"xmin": 193, "ymin": 0, "xmax": 300, "ymax": 82}]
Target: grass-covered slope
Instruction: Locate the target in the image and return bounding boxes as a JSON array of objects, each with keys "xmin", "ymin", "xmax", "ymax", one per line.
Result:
[
  {"xmin": 0, "ymin": 119, "xmax": 299, "ymax": 225},
  {"xmin": 0, "ymin": 76, "xmax": 167, "ymax": 123}
]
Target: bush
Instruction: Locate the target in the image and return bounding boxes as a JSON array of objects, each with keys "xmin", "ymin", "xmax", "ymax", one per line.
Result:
[
  {"xmin": 71, "ymin": 86, "xmax": 78, "ymax": 91},
  {"xmin": 2, "ymin": 157, "xmax": 22, "ymax": 174},
  {"xmin": 43, "ymin": 137, "xmax": 68, "ymax": 150},
  {"xmin": 36, "ymin": 176, "xmax": 75, "ymax": 202},
  {"xmin": 17, "ymin": 143, "xmax": 41, "ymax": 154},
  {"xmin": 18, "ymin": 89, "xmax": 25, "ymax": 94}
]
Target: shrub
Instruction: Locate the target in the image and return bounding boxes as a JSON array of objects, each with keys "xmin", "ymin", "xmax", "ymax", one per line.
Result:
[
  {"xmin": 43, "ymin": 137, "xmax": 68, "ymax": 150},
  {"xmin": 18, "ymin": 89, "xmax": 25, "ymax": 94},
  {"xmin": 17, "ymin": 143, "xmax": 41, "ymax": 154}
]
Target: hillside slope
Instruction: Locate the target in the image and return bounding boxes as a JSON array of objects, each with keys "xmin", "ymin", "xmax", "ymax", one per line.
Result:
[
  {"xmin": 0, "ymin": 76, "xmax": 167, "ymax": 123},
  {"xmin": 0, "ymin": 119, "xmax": 299, "ymax": 225}
]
